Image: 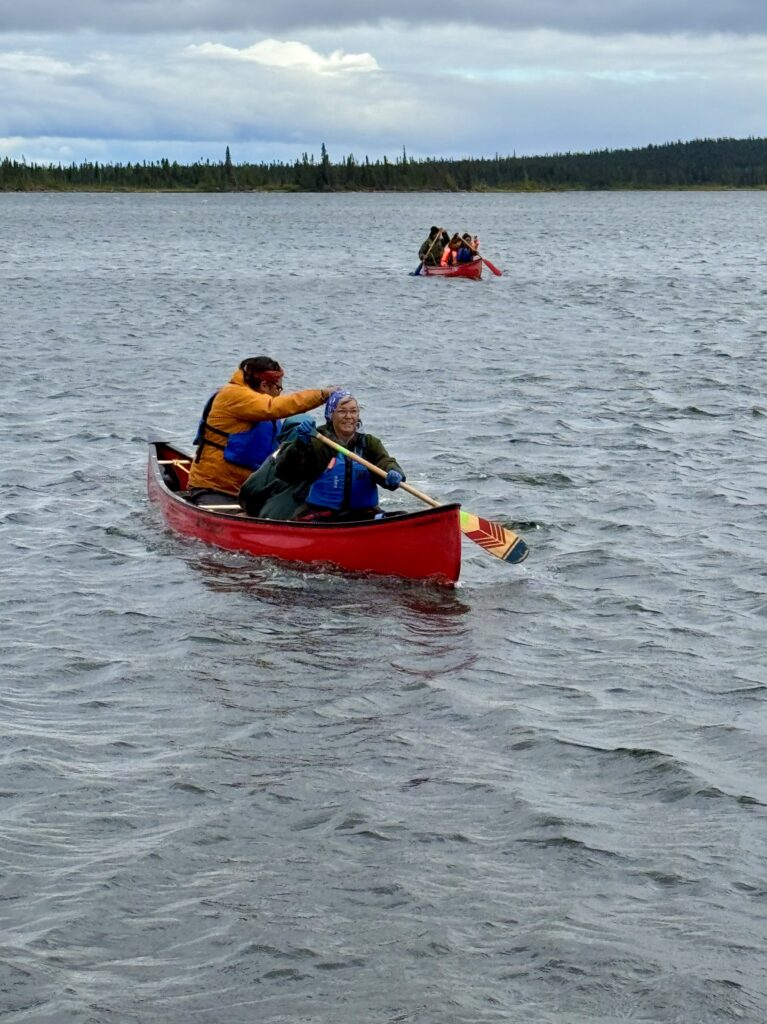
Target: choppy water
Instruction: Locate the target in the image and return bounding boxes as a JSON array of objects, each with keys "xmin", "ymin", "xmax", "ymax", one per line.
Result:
[{"xmin": 2, "ymin": 190, "xmax": 766, "ymax": 1023}]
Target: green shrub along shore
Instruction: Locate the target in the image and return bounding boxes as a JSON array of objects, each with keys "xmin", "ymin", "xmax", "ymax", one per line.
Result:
[{"xmin": 3, "ymin": 138, "xmax": 767, "ymax": 192}]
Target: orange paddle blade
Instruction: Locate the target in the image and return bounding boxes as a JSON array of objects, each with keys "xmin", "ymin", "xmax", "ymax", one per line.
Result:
[{"xmin": 459, "ymin": 510, "xmax": 529, "ymax": 563}]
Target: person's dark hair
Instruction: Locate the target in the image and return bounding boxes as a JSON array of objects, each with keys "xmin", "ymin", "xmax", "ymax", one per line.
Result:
[
  {"xmin": 429, "ymin": 225, "xmax": 439, "ymax": 236},
  {"xmin": 240, "ymin": 356, "xmax": 282, "ymax": 388}
]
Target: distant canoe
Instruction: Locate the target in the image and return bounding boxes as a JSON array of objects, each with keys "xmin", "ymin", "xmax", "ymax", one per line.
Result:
[
  {"xmin": 423, "ymin": 258, "xmax": 483, "ymax": 280},
  {"xmin": 148, "ymin": 439, "xmax": 462, "ymax": 585}
]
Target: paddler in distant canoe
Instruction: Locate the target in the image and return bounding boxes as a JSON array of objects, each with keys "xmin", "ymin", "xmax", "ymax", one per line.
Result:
[
  {"xmin": 438, "ymin": 232, "xmax": 480, "ymax": 267},
  {"xmin": 440, "ymin": 233, "xmax": 463, "ymax": 267},
  {"xmin": 186, "ymin": 357, "xmax": 340, "ymax": 505},
  {"xmin": 265, "ymin": 390, "xmax": 406, "ymax": 521},
  {"xmin": 456, "ymin": 232, "xmax": 480, "ymax": 264},
  {"xmin": 418, "ymin": 226, "xmax": 446, "ymax": 267}
]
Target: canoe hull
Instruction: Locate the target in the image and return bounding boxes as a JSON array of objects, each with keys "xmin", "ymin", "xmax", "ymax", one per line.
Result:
[
  {"xmin": 147, "ymin": 441, "xmax": 462, "ymax": 585},
  {"xmin": 423, "ymin": 258, "xmax": 483, "ymax": 280}
]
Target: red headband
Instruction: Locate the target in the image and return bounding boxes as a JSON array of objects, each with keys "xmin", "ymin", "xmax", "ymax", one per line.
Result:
[{"xmin": 255, "ymin": 369, "xmax": 284, "ymax": 383}]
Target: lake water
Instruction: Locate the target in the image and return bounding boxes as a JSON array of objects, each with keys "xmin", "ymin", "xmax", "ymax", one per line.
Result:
[{"xmin": 1, "ymin": 190, "xmax": 766, "ymax": 1023}]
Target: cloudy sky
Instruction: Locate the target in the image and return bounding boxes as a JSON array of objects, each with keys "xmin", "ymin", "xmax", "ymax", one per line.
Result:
[{"xmin": 2, "ymin": 1, "xmax": 766, "ymax": 166}]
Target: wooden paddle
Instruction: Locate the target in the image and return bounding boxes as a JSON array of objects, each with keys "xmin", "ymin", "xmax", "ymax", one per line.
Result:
[
  {"xmin": 412, "ymin": 227, "xmax": 446, "ymax": 276},
  {"xmin": 314, "ymin": 433, "xmax": 529, "ymax": 564}
]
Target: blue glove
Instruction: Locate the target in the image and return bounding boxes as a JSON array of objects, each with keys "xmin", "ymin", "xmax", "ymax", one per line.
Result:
[
  {"xmin": 295, "ymin": 420, "xmax": 317, "ymax": 444},
  {"xmin": 382, "ymin": 469, "xmax": 405, "ymax": 490}
]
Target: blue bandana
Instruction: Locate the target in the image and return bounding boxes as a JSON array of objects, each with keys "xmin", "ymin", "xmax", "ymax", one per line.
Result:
[{"xmin": 324, "ymin": 389, "xmax": 353, "ymax": 420}]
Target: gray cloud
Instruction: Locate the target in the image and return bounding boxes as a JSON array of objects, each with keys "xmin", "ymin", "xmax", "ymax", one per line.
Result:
[
  {"xmin": 2, "ymin": 0, "xmax": 767, "ymax": 35},
  {"xmin": 3, "ymin": 28, "xmax": 767, "ymax": 165},
  {"xmin": 3, "ymin": 18, "xmax": 767, "ymax": 167}
]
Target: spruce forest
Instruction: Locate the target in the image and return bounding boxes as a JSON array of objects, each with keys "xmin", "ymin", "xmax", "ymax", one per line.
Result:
[{"xmin": 3, "ymin": 138, "xmax": 767, "ymax": 192}]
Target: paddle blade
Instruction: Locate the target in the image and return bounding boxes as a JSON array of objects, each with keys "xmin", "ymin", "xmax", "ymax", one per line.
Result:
[
  {"xmin": 483, "ymin": 258, "xmax": 503, "ymax": 277},
  {"xmin": 411, "ymin": 262, "xmax": 423, "ymax": 276},
  {"xmin": 459, "ymin": 510, "xmax": 528, "ymax": 564}
]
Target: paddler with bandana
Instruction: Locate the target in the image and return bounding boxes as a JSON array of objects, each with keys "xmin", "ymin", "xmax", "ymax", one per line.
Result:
[
  {"xmin": 186, "ymin": 356, "xmax": 340, "ymax": 504},
  {"xmin": 271, "ymin": 390, "xmax": 406, "ymax": 520}
]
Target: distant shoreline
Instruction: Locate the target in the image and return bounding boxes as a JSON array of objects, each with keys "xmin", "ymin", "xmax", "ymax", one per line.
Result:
[
  {"xmin": 3, "ymin": 184, "xmax": 767, "ymax": 194},
  {"xmin": 4, "ymin": 137, "xmax": 767, "ymax": 192}
]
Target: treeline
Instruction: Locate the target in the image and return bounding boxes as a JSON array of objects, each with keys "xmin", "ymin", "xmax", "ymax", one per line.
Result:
[{"xmin": 3, "ymin": 137, "xmax": 767, "ymax": 192}]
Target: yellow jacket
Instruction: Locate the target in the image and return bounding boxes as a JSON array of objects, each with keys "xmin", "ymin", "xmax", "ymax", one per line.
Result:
[{"xmin": 188, "ymin": 369, "xmax": 326, "ymax": 495}]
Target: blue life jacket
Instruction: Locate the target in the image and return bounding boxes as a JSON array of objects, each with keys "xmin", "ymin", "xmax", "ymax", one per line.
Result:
[
  {"xmin": 193, "ymin": 391, "xmax": 282, "ymax": 470},
  {"xmin": 223, "ymin": 420, "xmax": 282, "ymax": 469},
  {"xmin": 307, "ymin": 438, "xmax": 379, "ymax": 511}
]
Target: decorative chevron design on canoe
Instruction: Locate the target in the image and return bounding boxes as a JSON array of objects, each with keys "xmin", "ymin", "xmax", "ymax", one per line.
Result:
[{"xmin": 459, "ymin": 511, "xmax": 529, "ymax": 564}]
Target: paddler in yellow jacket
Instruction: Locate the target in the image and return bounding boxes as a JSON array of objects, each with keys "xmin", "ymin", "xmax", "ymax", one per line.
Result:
[{"xmin": 187, "ymin": 356, "xmax": 339, "ymax": 503}]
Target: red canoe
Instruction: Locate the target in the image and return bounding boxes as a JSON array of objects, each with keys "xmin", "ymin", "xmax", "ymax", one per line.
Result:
[
  {"xmin": 423, "ymin": 258, "xmax": 483, "ymax": 280},
  {"xmin": 147, "ymin": 440, "xmax": 462, "ymax": 585}
]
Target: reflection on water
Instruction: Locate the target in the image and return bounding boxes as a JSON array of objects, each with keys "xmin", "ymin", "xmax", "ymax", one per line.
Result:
[{"xmin": 189, "ymin": 552, "xmax": 472, "ymax": 621}]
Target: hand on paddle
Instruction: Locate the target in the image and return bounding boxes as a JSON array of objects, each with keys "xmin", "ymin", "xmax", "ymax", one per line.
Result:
[{"xmin": 382, "ymin": 470, "xmax": 406, "ymax": 490}]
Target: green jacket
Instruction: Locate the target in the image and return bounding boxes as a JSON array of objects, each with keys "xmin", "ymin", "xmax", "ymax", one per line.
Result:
[{"xmin": 418, "ymin": 234, "xmax": 444, "ymax": 266}]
